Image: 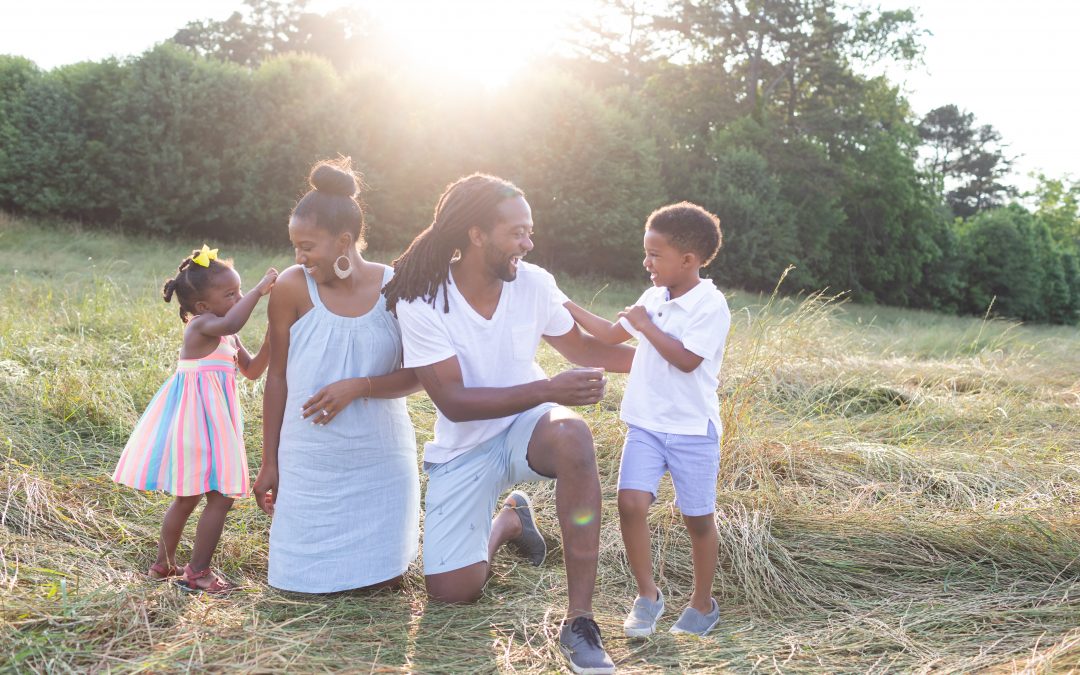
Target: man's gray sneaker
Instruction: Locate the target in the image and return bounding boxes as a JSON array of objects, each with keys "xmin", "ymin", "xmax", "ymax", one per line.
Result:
[
  {"xmin": 505, "ymin": 490, "xmax": 547, "ymax": 566},
  {"xmin": 669, "ymin": 598, "xmax": 720, "ymax": 636},
  {"xmin": 559, "ymin": 617, "xmax": 615, "ymax": 675},
  {"xmin": 623, "ymin": 589, "xmax": 665, "ymax": 637}
]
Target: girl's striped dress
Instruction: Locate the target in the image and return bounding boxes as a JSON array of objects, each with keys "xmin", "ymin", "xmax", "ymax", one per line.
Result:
[{"xmin": 112, "ymin": 336, "xmax": 249, "ymax": 498}]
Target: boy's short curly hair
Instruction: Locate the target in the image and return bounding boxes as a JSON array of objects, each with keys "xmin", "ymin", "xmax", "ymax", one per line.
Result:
[{"xmin": 645, "ymin": 202, "xmax": 722, "ymax": 266}]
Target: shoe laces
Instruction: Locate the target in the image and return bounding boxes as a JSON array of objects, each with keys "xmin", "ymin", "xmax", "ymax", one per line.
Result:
[{"xmin": 570, "ymin": 616, "xmax": 603, "ymax": 650}]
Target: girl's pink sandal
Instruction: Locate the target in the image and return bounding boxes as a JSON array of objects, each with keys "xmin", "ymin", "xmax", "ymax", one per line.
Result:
[
  {"xmin": 147, "ymin": 562, "xmax": 180, "ymax": 581},
  {"xmin": 177, "ymin": 564, "xmax": 235, "ymax": 595}
]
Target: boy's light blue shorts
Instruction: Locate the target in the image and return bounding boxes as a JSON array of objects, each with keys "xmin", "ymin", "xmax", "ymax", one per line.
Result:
[
  {"xmin": 618, "ymin": 421, "xmax": 720, "ymax": 517},
  {"xmin": 422, "ymin": 403, "xmax": 558, "ymax": 575}
]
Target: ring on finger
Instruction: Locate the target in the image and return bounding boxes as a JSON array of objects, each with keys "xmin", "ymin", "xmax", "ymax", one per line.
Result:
[{"xmin": 321, "ymin": 409, "xmax": 329, "ymax": 417}]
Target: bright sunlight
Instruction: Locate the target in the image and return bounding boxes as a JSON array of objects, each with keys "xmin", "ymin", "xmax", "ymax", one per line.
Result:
[{"xmin": 355, "ymin": 0, "xmax": 583, "ymax": 85}]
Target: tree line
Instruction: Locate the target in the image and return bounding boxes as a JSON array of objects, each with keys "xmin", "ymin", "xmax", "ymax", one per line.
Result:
[{"xmin": 1, "ymin": 0, "xmax": 1077, "ymax": 324}]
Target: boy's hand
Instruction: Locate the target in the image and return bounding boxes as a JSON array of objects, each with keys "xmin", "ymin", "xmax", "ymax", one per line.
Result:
[
  {"xmin": 618, "ymin": 305, "xmax": 651, "ymax": 331},
  {"xmin": 255, "ymin": 268, "xmax": 279, "ymax": 296}
]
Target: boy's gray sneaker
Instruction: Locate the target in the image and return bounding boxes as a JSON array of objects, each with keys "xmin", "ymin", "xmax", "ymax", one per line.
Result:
[
  {"xmin": 623, "ymin": 589, "xmax": 665, "ymax": 637},
  {"xmin": 669, "ymin": 598, "xmax": 720, "ymax": 636},
  {"xmin": 505, "ymin": 490, "xmax": 547, "ymax": 566},
  {"xmin": 559, "ymin": 616, "xmax": 615, "ymax": 674}
]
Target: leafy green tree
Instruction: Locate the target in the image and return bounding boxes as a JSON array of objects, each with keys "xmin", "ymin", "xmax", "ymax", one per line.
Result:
[
  {"xmin": 0, "ymin": 56, "xmax": 39, "ymax": 210},
  {"xmin": 694, "ymin": 143, "xmax": 799, "ymax": 291},
  {"xmin": 957, "ymin": 206, "xmax": 1046, "ymax": 321},
  {"xmin": 172, "ymin": 0, "xmax": 309, "ymax": 68},
  {"xmin": 567, "ymin": 0, "xmax": 666, "ymax": 88},
  {"xmin": 661, "ymin": 0, "xmax": 923, "ymax": 124},
  {"xmin": 237, "ymin": 52, "xmax": 342, "ymax": 241},
  {"xmin": 485, "ymin": 70, "xmax": 666, "ymax": 277},
  {"xmin": 917, "ymin": 104, "xmax": 1016, "ymax": 218},
  {"xmin": 830, "ymin": 130, "xmax": 940, "ymax": 305},
  {"xmin": 0, "ymin": 64, "xmax": 97, "ymax": 218},
  {"xmin": 104, "ymin": 44, "xmax": 257, "ymax": 235},
  {"xmin": 171, "ymin": 0, "xmax": 390, "ymax": 73},
  {"xmin": 1031, "ymin": 173, "xmax": 1080, "ymax": 251}
]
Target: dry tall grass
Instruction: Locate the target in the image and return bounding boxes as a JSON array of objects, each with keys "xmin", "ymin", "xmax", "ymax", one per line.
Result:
[{"xmin": 2, "ymin": 214, "xmax": 1079, "ymax": 673}]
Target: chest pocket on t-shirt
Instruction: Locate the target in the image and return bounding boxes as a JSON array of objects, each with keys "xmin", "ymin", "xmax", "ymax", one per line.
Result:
[{"xmin": 511, "ymin": 325, "xmax": 535, "ymax": 361}]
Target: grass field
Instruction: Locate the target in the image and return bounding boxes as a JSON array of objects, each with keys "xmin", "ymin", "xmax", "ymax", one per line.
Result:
[{"xmin": 2, "ymin": 212, "xmax": 1080, "ymax": 673}]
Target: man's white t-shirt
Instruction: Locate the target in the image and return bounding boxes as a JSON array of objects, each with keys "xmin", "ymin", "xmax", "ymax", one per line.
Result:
[
  {"xmin": 396, "ymin": 261, "xmax": 575, "ymax": 463},
  {"xmin": 618, "ymin": 278, "xmax": 731, "ymax": 436}
]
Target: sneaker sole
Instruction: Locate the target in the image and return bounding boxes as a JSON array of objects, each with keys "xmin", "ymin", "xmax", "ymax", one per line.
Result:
[{"xmin": 558, "ymin": 644, "xmax": 615, "ymax": 675}]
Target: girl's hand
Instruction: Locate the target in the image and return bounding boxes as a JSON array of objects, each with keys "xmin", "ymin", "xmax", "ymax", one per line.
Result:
[
  {"xmin": 618, "ymin": 305, "xmax": 651, "ymax": 331},
  {"xmin": 255, "ymin": 268, "xmax": 279, "ymax": 296},
  {"xmin": 301, "ymin": 379, "xmax": 366, "ymax": 425},
  {"xmin": 252, "ymin": 465, "xmax": 278, "ymax": 516}
]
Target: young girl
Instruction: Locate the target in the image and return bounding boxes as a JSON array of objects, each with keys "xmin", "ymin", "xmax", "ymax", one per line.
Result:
[{"xmin": 113, "ymin": 246, "xmax": 277, "ymax": 593}]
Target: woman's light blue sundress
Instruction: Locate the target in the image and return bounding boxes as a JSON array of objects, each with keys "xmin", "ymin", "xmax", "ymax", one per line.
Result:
[{"xmin": 268, "ymin": 266, "xmax": 420, "ymax": 593}]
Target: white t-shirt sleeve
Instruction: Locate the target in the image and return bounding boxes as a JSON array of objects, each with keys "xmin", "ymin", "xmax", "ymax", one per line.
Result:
[
  {"xmin": 541, "ymin": 272, "xmax": 575, "ymax": 337},
  {"xmin": 617, "ymin": 288, "xmax": 653, "ymax": 339},
  {"xmin": 681, "ymin": 296, "xmax": 732, "ymax": 361},
  {"xmin": 397, "ymin": 299, "xmax": 457, "ymax": 368}
]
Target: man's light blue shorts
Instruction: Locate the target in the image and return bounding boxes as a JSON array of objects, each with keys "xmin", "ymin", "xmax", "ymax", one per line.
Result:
[
  {"xmin": 618, "ymin": 421, "xmax": 720, "ymax": 517},
  {"xmin": 422, "ymin": 403, "xmax": 558, "ymax": 575}
]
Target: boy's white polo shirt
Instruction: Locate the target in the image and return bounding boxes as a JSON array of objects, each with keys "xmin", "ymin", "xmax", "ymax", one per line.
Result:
[
  {"xmin": 396, "ymin": 261, "xmax": 574, "ymax": 464},
  {"xmin": 618, "ymin": 278, "xmax": 731, "ymax": 437}
]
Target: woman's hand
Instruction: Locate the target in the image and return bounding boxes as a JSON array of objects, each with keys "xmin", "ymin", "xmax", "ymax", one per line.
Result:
[
  {"xmin": 301, "ymin": 378, "xmax": 366, "ymax": 425},
  {"xmin": 252, "ymin": 465, "xmax": 278, "ymax": 516}
]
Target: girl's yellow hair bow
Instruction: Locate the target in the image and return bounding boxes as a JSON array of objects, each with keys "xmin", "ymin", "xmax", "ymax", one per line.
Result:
[{"xmin": 192, "ymin": 244, "xmax": 219, "ymax": 268}]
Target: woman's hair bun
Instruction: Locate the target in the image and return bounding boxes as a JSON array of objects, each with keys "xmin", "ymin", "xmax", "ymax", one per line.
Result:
[{"xmin": 310, "ymin": 159, "xmax": 358, "ymax": 198}]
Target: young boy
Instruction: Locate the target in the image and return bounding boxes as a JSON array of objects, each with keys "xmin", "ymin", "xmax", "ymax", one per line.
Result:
[{"xmin": 565, "ymin": 201, "xmax": 730, "ymax": 637}]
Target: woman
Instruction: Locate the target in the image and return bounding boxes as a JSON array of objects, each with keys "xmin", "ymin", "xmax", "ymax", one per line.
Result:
[{"xmin": 254, "ymin": 158, "xmax": 420, "ymax": 592}]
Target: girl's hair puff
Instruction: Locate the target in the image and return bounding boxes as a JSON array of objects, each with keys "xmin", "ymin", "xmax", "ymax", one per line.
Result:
[
  {"xmin": 162, "ymin": 251, "xmax": 235, "ymax": 323},
  {"xmin": 384, "ymin": 173, "xmax": 523, "ymax": 315},
  {"xmin": 291, "ymin": 157, "xmax": 368, "ymax": 247}
]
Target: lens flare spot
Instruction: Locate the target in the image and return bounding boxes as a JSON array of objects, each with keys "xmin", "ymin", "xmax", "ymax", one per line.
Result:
[{"xmin": 572, "ymin": 509, "xmax": 595, "ymax": 526}]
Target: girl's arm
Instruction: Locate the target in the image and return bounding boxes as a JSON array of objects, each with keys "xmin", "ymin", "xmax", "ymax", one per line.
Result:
[
  {"xmin": 234, "ymin": 326, "xmax": 271, "ymax": 380},
  {"xmin": 564, "ymin": 300, "xmax": 633, "ymax": 345},
  {"xmin": 301, "ymin": 369, "xmax": 422, "ymax": 425},
  {"xmin": 193, "ymin": 268, "xmax": 278, "ymax": 338}
]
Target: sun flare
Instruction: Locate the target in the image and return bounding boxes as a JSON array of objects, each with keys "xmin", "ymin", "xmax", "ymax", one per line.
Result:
[{"xmin": 354, "ymin": 0, "xmax": 580, "ymax": 85}]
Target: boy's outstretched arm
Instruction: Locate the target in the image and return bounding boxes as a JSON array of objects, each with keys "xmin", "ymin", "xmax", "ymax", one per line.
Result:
[
  {"xmin": 544, "ymin": 323, "xmax": 635, "ymax": 373},
  {"xmin": 619, "ymin": 306, "xmax": 703, "ymax": 373},
  {"xmin": 564, "ymin": 300, "xmax": 633, "ymax": 345}
]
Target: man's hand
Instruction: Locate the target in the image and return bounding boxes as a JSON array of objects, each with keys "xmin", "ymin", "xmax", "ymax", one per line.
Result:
[
  {"xmin": 546, "ymin": 367, "xmax": 607, "ymax": 406},
  {"xmin": 617, "ymin": 305, "xmax": 651, "ymax": 332}
]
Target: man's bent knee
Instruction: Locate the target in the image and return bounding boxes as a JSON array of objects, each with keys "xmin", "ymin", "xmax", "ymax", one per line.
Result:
[
  {"xmin": 528, "ymin": 412, "xmax": 597, "ymax": 478},
  {"xmin": 424, "ymin": 563, "xmax": 488, "ymax": 604}
]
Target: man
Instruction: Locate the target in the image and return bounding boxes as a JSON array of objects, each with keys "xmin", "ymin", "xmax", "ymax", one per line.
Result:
[{"xmin": 385, "ymin": 173, "xmax": 633, "ymax": 674}]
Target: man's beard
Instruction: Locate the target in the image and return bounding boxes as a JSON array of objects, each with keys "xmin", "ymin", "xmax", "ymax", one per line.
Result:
[{"xmin": 484, "ymin": 242, "xmax": 518, "ymax": 282}]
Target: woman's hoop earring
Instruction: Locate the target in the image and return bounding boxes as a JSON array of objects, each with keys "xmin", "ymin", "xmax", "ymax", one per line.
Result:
[{"xmin": 333, "ymin": 254, "xmax": 353, "ymax": 279}]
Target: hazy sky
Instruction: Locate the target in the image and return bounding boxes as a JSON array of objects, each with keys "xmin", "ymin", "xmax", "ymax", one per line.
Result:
[{"xmin": 1, "ymin": 0, "xmax": 1076, "ymax": 187}]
